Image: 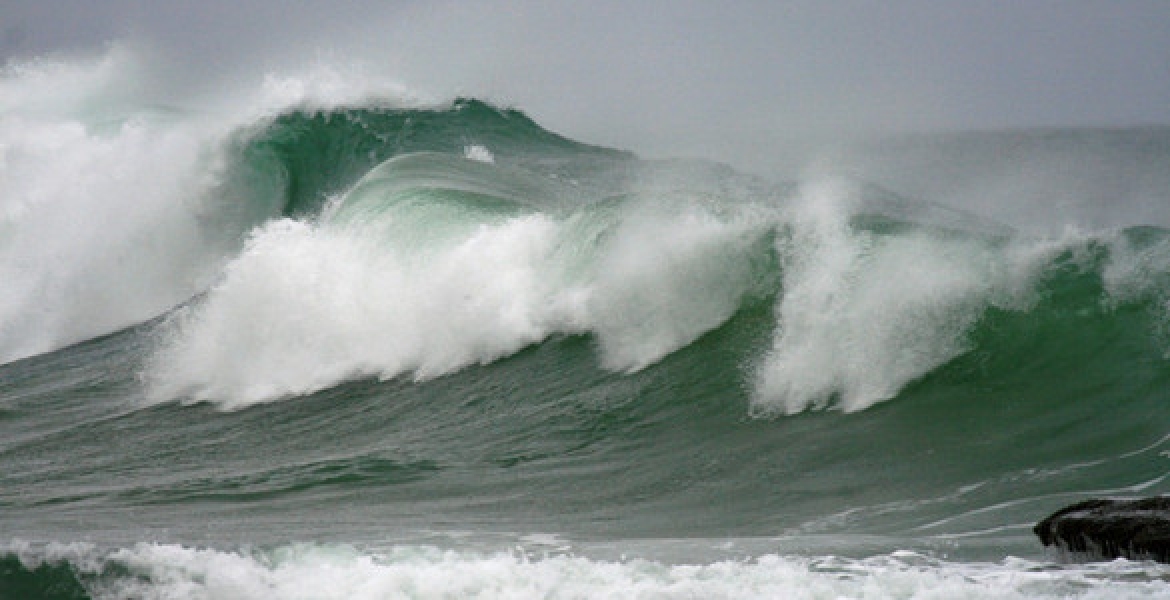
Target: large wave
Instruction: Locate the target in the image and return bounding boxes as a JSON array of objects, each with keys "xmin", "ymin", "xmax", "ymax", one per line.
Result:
[
  {"xmin": 4, "ymin": 49, "xmax": 1169, "ymax": 417},
  {"xmin": 144, "ymin": 151, "xmax": 776, "ymax": 407},
  {"xmin": 145, "ymin": 145, "xmax": 1170, "ymax": 412}
]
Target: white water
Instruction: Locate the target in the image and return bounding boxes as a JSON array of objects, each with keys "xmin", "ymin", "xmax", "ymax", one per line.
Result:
[
  {"xmin": 1103, "ymin": 231, "xmax": 1170, "ymax": 349},
  {"xmin": 6, "ymin": 48, "xmax": 1168, "ymax": 415},
  {"xmin": 9, "ymin": 540, "xmax": 1170, "ymax": 600},
  {"xmin": 0, "ymin": 47, "xmax": 434, "ymax": 365},
  {"xmin": 145, "ymin": 162, "xmax": 1169, "ymax": 413},
  {"xmin": 751, "ymin": 179, "xmax": 1057, "ymax": 414},
  {"xmin": 0, "ymin": 52, "xmax": 233, "ymax": 363},
  {"xmin": 145, "ymin": 190, "xmax": 770, "ymax": 408}
]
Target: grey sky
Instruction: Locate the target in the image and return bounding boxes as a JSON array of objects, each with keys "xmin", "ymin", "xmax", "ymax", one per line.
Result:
[{"xmin": 4, "ymin": 1, "xmax": 1170, "ymax": 160}]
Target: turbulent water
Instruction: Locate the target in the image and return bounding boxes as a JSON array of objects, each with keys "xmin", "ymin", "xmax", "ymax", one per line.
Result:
[{"xmin": 3, "ymin": 52, "xmax": 1170, "ymax": 599}]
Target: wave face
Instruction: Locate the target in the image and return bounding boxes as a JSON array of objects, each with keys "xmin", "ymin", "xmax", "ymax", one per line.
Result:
[{"xmin": 4, "ymin": 52, "xmax": 1170, "ymax": 599}]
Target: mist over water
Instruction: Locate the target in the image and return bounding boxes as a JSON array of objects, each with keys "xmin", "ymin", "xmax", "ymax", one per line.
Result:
[
  {"xmin": 0, "ymin": 52, "xmax": 229, "ymax": 363},
  {"xmin": 0, "ymin": 48, "xmax": 427, "ymax": 364}
]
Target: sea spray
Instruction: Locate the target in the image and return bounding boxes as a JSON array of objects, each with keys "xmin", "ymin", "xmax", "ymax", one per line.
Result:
[
  {"xmin": 6, "ymin": 44, "xmax": 1170, "ymax": 600},
  {"xmin": 0, "ymin": 48, "xmax": 457, "ymax": 366},
  {"xmin": 583, "ymin": 198, "xmax": 774, "ymax": 372},
  {"xmin": 0, "ymin": 88, "xmax": 244, "ymax": 364},
  {"xmin": 145, "ymin": 158, "xmax": 777, "ymax": 407},
  {"xmin": 145, "ymin": 153, "xmax": 1170, "ymax": 414},
  {"xmin": 146, "ymin": 214, "xmax": 567, "ymax": 407},
  {"xmin": 752, "ymin": 178, "xmax": 1063, "ymax": 414},
  {"xmin": 1102, "ymin": 229, "xmax": 1170, "ymax": 353}
]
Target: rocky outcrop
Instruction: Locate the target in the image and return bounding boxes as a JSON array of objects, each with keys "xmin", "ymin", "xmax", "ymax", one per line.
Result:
[{"xmin": 1035, "ymin": 497, "xmax": 1170, "ymax": 562}]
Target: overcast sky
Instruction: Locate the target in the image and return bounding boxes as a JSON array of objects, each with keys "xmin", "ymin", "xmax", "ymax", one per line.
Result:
[{"xmin": 4, "ymin": 1, "xmax": 1170, "ymax": 158}]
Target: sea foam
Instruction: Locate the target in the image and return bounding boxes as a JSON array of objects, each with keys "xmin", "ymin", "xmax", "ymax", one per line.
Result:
[
  {"xmin": 7, "ymin": 541, "xmax": 1170, "ymax": 600},
  {"xmin": 145, "ymin": 189, "xmax": 770, "ymax": 408},
  {"xmin": 751, "ymin": 179, "xmax": 1048, "ymax": 414}
]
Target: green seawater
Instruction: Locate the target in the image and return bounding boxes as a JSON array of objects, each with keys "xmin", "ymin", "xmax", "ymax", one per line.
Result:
[{"xmin": 3, "ymin": 98, "xmax": 1170, "ymax": 599}]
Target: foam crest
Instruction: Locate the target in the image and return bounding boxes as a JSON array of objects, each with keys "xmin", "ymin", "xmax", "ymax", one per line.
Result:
[
  {"xmin": 146, "ymin": 182, "xmax": 773, "ymax": 407},
  {"xmin": 0, "ymin": 109, "xmax": 249, "ymax": 364},
  {"xmin": 147, "ymin": 215, "xmax": 567, "ymax": 407},
  {"xmin": 1102, "ymin": 229, "xmax": 1170, "ymax": 351},
  {"xmin": 0, "ymin": 46, "xmax": 320, "ymax": 364},
  {"xmin": 752, "ymin": 179, "xmax": 1044, "ymax": 414},
  {"xmin": 587, "ymin": 201, "xmax": 772, "ymax": 371},
  {"xmin": 0, "ymin": 47, "xmax": 445, "ymax": 365},
  {"xmin": 9, "ymin": 541, "xmax": 1170, "ymax": 600},
  {"xmin": 239, "ymin": 62, "xmax": 440, "ymax": 123}
]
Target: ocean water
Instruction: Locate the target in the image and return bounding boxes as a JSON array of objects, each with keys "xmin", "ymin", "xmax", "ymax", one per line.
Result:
[{"xmin": 3, "ymin": 51, "xmax": 1170, "ymax": 599}]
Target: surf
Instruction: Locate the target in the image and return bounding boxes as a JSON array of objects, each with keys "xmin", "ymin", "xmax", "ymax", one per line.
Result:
[{"xmin": 4, "ymin": 48, "xmax": 1169, "ymax": 422}]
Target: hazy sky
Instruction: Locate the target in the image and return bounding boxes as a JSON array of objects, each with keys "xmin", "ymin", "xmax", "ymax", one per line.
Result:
[{"xmin": 4, "ymin": 1, "xmax": 1170, "ymax": 156}]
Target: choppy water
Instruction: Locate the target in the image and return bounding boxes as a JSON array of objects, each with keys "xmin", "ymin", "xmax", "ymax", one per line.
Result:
[{"xmin": 3, "ymin": 50, "xmax": 1170, "ymax": 599}]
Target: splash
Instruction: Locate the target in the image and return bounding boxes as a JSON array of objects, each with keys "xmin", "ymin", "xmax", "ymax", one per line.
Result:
[
  {"xmin": 753, "ymin": 179, "xmax": 1059, "ymax": 414},
  {"xmin": 0, "ymin": 47, "xmax": 439, "ymax": 364},
  {"xmin": 5, "ymin": 541, "xmax": 1169, "ymax": 600},
  {"xmin": 145, "ymin": 160, "xmax": 773, "ymax": 408}
]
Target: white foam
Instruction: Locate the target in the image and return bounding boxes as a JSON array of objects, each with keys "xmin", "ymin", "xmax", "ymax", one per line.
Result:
[
  {"xmin": 0, "ymin": 95, "xmax": 243, "ymax": 363},
  {"xmin": 585, "ymin": 201, "xmax": 770, "ymax": 371},
  {"xmin": 10, "ymin": 541, "xmax": 1170, "ymax": 600},
  {"xmin": 464, "ymin": 144, "xmax": 496, "ymax": 163},
  {"xmin": 0, "ymin": 44, "xmax": 147, "ymax": 117},
  {"xmin": 145, "ymin": 194, "xmax": 770, "ymax": 407},
  {"xmin": 751, "ymin": 178, "xmax": 1052, "ymax": 414},
  {"xmin": 1102, "ymin": 229, "xmax": 1170, "ymax": 353},
  {"xmin": 1103, "ymin": 231, "xmax": 1170, "ymax": 304},
  {"xmin": 248, "ymin": 65, "xmax": 435, "ymax": 118},
  {"xmin": 147, "ymin": 172, "xmax": 1113, "ymax": 412},
  {"xmin": 139, "ymin": 163, "xmax": 1145, "ymax": 414},
  {"xmin": 0, "ymin": 46, "xmax": 441, "ymax": 365},
  {"xmin": 147, "ymin": 215, "xmax": 570, "ymax": 407}
]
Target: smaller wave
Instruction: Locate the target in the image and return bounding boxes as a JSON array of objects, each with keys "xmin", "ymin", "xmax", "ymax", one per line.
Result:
[
  {"xmin": 750, "ymin": 177, "xmax": 1170, "ymax": 415},
  {"xmin": 3, "ymin": 540, "xmax": 1169, "ymax": 600},
  {"xmin": 751, "ymin": 179, "xmax": 1050, "ymax": 414}
]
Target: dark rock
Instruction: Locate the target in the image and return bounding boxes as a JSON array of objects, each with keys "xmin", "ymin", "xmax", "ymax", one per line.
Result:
[{"xmin": 1035, "ymin": 497, "xmax": 1170, "ymax": 562}]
